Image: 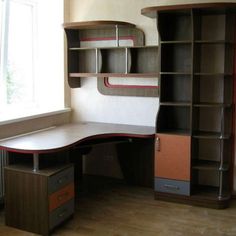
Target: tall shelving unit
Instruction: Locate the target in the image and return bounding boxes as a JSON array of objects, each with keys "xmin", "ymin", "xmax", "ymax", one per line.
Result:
[{"xmin": 142, "ymin": 3, "xmax": 236, "ymax": 208}]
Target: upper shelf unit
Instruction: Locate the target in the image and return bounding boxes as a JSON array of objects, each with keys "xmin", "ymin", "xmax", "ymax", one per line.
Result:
[{"xmin": 63, "ymin": 21, "xmax": 158, "ymax": 88}]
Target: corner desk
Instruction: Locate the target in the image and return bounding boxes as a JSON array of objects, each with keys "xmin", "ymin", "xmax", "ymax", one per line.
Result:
[{"xmin": 0, "ymin": 122, "xmax": 155, "ymax": 235}]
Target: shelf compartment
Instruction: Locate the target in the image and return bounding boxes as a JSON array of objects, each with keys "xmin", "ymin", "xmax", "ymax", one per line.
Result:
[
  {"xmin": 68, "ymin": 45, "xmax": 159, "ymax": 76},
  {"xmin": 192, "ymin": 160, "xmax": 229, "ymax": 171},
  {"xmin": 193, "ymin": 13, "xmax": 235, "ymax": 41},
  {"xmin": 192, "ymin": 106, "xmax": 232, "ymax": 135},
  {"xmin": 193, "ymin": 43, "xmax": 234, "ymax": 74},
  {"xmin": 193, "ymin": 74, "xmax": 233, "ymax": 104},
  {"xmin": 100, "ymin": 48, "xmax": 127, "ymax": 73},
  {"xmin": 158, "ymin": 12, "xmax": 192, "ymax": 41},
  {"xmin": 64, "ymin": 21, "xmax": 137, "ymax": 48},
  {"xmin": 161, "ymin": 43, "xmax": 192, "ymax": 73},
  {"xmin": 191, "ymin": 138, "xmax": 231, "ymax": 169},
  {"xmin": 156, "ymin": 105, "xmax": 191, "ymax": 134},
  {"xmin": 68, "ymin": 49, "xmax": 98, "ymax": 74},
  {"xmin": 191, "ymin": 169, "xmax": 230, "ymax": 199},
  {"xmin": 191, "ymin": 185, "xmax": 230, "ymax": 200},
  {"xmin": 130, "ymin": 46, "xmax": 158, "ymax": 73},
  {"xmin": 160, "ymin": 74, "xmax": 191, "ymax": 103}
]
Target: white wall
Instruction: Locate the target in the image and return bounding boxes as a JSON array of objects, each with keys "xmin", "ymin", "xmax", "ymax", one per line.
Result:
[{"xmin": 69, "ymin": 0, "xmax": 161, "ymax": 126}]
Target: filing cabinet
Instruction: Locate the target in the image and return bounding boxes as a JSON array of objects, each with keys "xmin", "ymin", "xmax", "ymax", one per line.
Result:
[{"xmin": 4, "ymin": 164, "xmax": 74, "ymax": 236}]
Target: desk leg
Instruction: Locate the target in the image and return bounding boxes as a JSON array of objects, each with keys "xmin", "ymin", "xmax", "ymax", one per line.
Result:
[
  {"xmin": 69, "ymin": 149, "xmax": 83, "ymax": 195},
  {"xmin": 33, "ymin": 153, "xmax": 39, "ymax": 172}
]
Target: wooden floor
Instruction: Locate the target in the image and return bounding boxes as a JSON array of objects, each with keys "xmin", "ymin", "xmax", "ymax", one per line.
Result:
[{"xmin": 1, "ymin": 177, "xmax": 236, "ymax": 236}]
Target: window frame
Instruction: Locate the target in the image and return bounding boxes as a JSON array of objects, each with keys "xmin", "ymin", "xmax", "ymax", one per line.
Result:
[{"xmin": 0, "ymin": 0, "xmax": 67, "ymax": 123}]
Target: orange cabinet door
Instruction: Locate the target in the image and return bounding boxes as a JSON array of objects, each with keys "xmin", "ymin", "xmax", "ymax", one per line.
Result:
[{"xmin": 155, "ymin": 133, "xmax": 190, "ymax": 181}]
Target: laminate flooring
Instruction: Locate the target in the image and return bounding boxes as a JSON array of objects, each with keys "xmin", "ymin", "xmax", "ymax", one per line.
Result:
[{"xmin": 0, "ymin": 176, "xmax": 236, "ymax": 236}]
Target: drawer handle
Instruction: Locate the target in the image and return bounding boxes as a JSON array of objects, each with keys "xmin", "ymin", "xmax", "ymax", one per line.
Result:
[
  {"xmin": 164, "ymin": 184, "xmax": 180, "ymax": 190},
  {"xmin": 57, "ymin": 175, "xmax": 69, "ymax": 184},
  {"xmin": 156, "ymin": 137, "xmax": 160, "ymax": 151},
  {"xmin": 57, "ymin": 192, "xmax": 69, "ymax": 201},
  {"xmin": 58, "ymin": 209, "xmax": 68, "ymax": 218}
]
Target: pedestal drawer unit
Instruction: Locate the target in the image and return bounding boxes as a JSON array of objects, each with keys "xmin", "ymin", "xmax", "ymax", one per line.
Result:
[{"xmin": 4, "ymin": 164, "xmax": 74, "ymax": 236}]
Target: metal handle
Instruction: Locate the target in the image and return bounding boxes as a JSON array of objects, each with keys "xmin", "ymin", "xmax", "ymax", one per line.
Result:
[
  {"xmin": 115, "ymin": 25, "xmax": 119, "ymax": 47},
  {"xmin": 57, "ymin": 192, "xmax": 69, "ymax": 201},
  {"xmin": 164, "ymin": 184, "xmax": 180, "ymax": 190},
  {"xmin": 57, "ymin": 175, "xmax": 68, "ymax": 184},
  {"xmin": 156, "ymin": 137, "xmax": 160, "ymax": 151},
  {"xmin": 58, "ymin": 209, "xmax": 68, "ymax": 218}
]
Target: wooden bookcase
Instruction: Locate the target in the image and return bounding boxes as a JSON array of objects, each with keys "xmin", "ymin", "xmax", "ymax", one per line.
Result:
[
  {"xmin": 63, "ymin": 20, "xmax": 158, "ymax": 88},
  {"xmin": 142, "ymin": 3, "xmax": 236, "ymax": 208}
]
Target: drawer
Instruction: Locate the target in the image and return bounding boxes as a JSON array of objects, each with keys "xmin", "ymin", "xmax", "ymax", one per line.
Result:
[
  {"xmin": 48, "ymin": 166, "xmax": 74, "ymax": 194},
  {"xmin": 49, "ymin": 182, "xmax": 74, "ymax": 212},
  {"xmin": 49, "ymin": 199, "xmax": 74, "ymax": 230},
  {"xmin": 155, "ymin": 177, "xmax": 190, "ymax": 196}
]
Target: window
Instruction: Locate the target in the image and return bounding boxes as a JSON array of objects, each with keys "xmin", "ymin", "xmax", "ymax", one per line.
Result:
[{"xmin": 0, "ymin": 0, "xmax": 65, "ymax": 122}]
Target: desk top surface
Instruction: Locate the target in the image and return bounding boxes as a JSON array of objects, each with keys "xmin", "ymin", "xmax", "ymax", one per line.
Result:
[{"xmin": 0, "ymin": 122, "xmax": 155, "ymax": 154}]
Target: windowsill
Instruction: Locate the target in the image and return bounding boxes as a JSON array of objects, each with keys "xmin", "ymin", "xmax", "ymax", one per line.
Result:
[{"xmin": 0, "ymin": 107, "xmax": 71, "ymax": 126}]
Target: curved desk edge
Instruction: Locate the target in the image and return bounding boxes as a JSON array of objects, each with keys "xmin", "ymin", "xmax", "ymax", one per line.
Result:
[{"xmin": 0, "ymin": 122, "xmax": 155, "ymax": 154}]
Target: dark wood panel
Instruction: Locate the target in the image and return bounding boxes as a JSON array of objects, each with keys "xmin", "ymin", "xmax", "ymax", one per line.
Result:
[
  {"xmin": 63, "ymin": 21, "xmax": 135, "ymax": 29},
  {"xmin": 117, "ymin": 138, "xmax": 154, "ymax": 188},
  {"xmin": 154, "ymin": 191, "xmax": 230, "ymax": 209},
  {"xmin": 5, "ymin": 169, "xmax": 49, "ymax": 235},
  {"xmin": 142, "ymin": 3, "xmax": 236, "ymax": 18}
]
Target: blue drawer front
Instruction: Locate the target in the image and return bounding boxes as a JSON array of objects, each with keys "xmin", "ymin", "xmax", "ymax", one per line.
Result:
[{"xmin": 155, "ymin": 177, "xmax": 190, "ymax": 196}]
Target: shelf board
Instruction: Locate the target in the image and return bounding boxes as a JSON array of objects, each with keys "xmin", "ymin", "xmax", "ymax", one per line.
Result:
[
  {"xmin": 194, "ymin": 72, "xmax": 233, "ymax": 76},
  {"xmin": 69, "ymin": 47, "xmax": 97, "ymax": 51},
  {"xmin": 191, "ymin": 185, "xmax": 230, "ymax": 201},
  {"xmin": 157, "ymin": 129, "xmax": 191, "ymax": 136},
  {"xmin": 141, "ymin": 3, "xmax": 236, "ymax": 18},
  {"xmin": 69, "ymin": 45, "xmax": 158, "ymax": 51},
  {"xmin": 63, "ymin": 20, "xmax": 136, "ymax": 30},
  {"xmin": 193, "ymin": 131, "xmax": 231, "ymax": 139},
  {"xmin": 160, "ymin": 72, "xmax": 191, "ymax": 75},
  {"xmin": 160, "ymin": 40, "xmax": 192, "ymax": 44},
  {"xmin": 160, "ymin": 102, "xmax": 191, "ymax": 106},
  {"xmin": 192, "ymin": 160, "xmax": 229, "ymax": 171},
  {"xmin": 193, "ymin": 103, "xmax": 231, "ymax": 108},
  {"xmin": 194, "ymin": 40, "xmax": 233, "ymax": 44},
  {"xmin": 69, "ymin": 73, "xmax": 159, "ymax": 78}
]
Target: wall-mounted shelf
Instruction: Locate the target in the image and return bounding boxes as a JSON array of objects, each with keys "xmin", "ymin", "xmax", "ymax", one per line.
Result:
[
  {"xmin": 63, "ymin": 20, "xmax": 158, "ymax": 97},
  {"xmin": 68, "ymin": 45, "xmax": 158, "ymax": 77}
]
